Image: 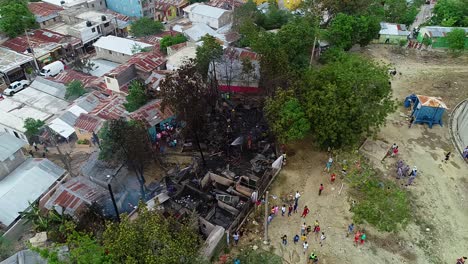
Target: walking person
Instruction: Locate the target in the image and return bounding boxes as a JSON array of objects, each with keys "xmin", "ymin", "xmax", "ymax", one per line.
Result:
[
  {"xmin": 33, "ymin": 142, "xmax": 38, "ymax": 151},
  {"xmin": 281, "ymin": 235, "xmax": 287, "ymax": 246},
  {"xmin": 288, "ymin": 204, "xmax": 293, "ymax": 217},
  {"xmin": 330, "ymin": 173, "xmax": 336, "ymax": 183},
  {"xmin": 392, "ymin": 146, "xmax": 399, "ymax": 157},
  {"xmin": 293, "ymin": 202, "xmax": 298, "ymax": 214},
  {"xmin": 319, "ymin": 232, "xmax": 326, "ymax": 247},
  {"xmin": 347, "ymin": 223, "xmax": 354, "ymax": 237},
  {"xmin": 306, "ymin": 225, "xmax": 312, "ymax": 236},
  {"xmin": 324, "ymin": 156, "xmax": 333, "ymax": 172},
  {"xmin": 301, "ymin": 223, "xmax": 307, "ymax": 236},
  {"xmin": 360, "ymin": 232, "xmax": 366, "ymax": 245},
  {"xmin": 318, "ymin": 184, "xmax": 324, "ymax": 196},
  {"xmin": 309, "ymin": 252, "xmax": 319, "ymax": 263},
  {"xmin": 444, "ymin": 152, "xmax": 451, "ymax": 163},
  {"xmin": 281, "ymin": 204, "xmax": 286, "ymax": 216},
  {"xmin": 301, "ymin": 206, "xmax": 310, "ymax": 218},
  {"xmin": 354, "ymin": 230, "xmax": 361, "ymax": 246},
  {"xmin": 233, "ymin": 232, "xmax": 239, "ymax": 246},
  {"xmin": 313, "ymin": 224, "xmax": 321, "ymax": 240},
  {"xmin": 303, "ymin": 241, "xmax": 309, "ymax": 255},
  {"xmin": 293, "ymin": 234, "xmax": 300, "ymax": 244},
  {"xmin": 267, "ymin": 214, "xmax": 273, "ymax": 225},
  {"xmin": 295, "ymin": 191, "xmax": 301, "ymax": 204}
]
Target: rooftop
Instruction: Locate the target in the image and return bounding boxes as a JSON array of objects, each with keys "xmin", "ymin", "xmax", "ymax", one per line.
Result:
[
  {"xmin": 1, "ymin": 250, "xmax": 47, "ymax": 264},
  {"xmin": 74, "ymin": 113, "xmax": 103, "ymax": 132},
  {"xmin": 0, "ymin": 158, "xmax": 65, "ymax": 226},
  {"xmin": 29, "ymin": 77, "xmax": 67, "ymax": 100},
  {"xmin": 207, "ymin": 0, "xmax": 243, "ymax": 10},
  {"xmin": 0, "ymin": 47, "xmax": 33, "ymax": 74},
  {"xmin": 93, "ymin": 36, "xmax": 153, "ymax": 56},
  {"xmin": 379, "ymin": 22, "xmax": 410, "ymax": 36},
  {"xmin": 75, "ymin": 10, "xmax": 115, "ymax": 24},
  {"xmin": 183, "ymin": 23, "xmax": 218, "ymax": 41},
  {"xmin": 0, "ymin": 133, "xmax": 26, "ymax": 161},
  {"xmin": 107, "ymin": 52, "xmax": 166, "ymax": 76},
  {"xmin": 5, "ymin": 87, "xmax": 70, "ymax": 114},
  {"xmin": 129, "ymin": 99, "xmax": 174, "ymax": 127},
  {"xmin": 422, "ymin": 26, "xmax": 468, "ymax": 37},
  {"xmin": 28, "ymin": 2, "xmax": 63, "ymax": 21},
  {"xmin": 0, "ymin": 99, "xmax": 52, "ymax": 133},
  {"xmin": 166, "ymin": 45, "xmax": 197, "ymax": 70},
  {"xmin": 183, "ymin": 3, "xmax": 229, "ymax": 19},
  {"xmin": 89, "ymin": 94, "xmax": 128, "ymax": 120},
  {"xmin": 48, "ymin": 70, "xmax": 105, "ymax": 89},
  {"xmin": 417, "ymin": 95, "xmax": 448, "ymax": 109},
  {"xmin": 88, "ymin": 59, "xmax": 120, "ymax": 77}
]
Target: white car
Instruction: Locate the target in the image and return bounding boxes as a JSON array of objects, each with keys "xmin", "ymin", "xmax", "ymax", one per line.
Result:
[{"xmin": 3, "ymin": 80, "xmax": 30, "ymax": 95}]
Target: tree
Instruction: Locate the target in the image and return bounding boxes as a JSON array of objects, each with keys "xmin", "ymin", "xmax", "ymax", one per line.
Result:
[
  {"xmin": 431, "ymin": 0, "xmax": 468, "ymax": 27},
  {"xmin": 256, "ymin": 0, "xmax": 291, "ymax": 30},
  {"xmin": 124, "ymin": 80, "xmax": 148, "ymax": 112},
  {"xmin": 0, "ymin": 0, "xmax": 36, "ymax": 38},
  {"xmin": 277, "ymin": 17, "xmax": 316, "ymax": 67},
  {"xmin": 0, "ymin": 236, "xmax": 13, "ymax": 261},
  {"xmin": 99, "ymin": 119, "xmax": 153, "ymax": 199},
  {"xmin": 233, "ymin": 0, "xmax": 259, "ymax": 30},
  {"xmin": 129, "ymin": 17, "xmax": 164, "ymax": 37},
  {"xmin": 72, "ymin": 57, "xmax": 96, "ymax": 74},
  {"xmin": 102, "ymin": 204, "xmax": 201, "ymax": 264},
  {"xmin": 195, "ymin": 34, "xmax": 223, "ymax": 79},
  {"xmin": 66, "ymin": 231, "xmax": 110, "ymax": 264},
  {"xmin": 234, "ymin": 248, "xmax": 283, "ymax": 264},
  {"xmin": 65, "ymin": 80, "xmax": 86, "ymax": 100},
  {"xmin": 355, "ymin": 15, "xmax": 381, "ymax": 47},
  {"xmin": 299, "ymin": 53, "xmax": 395, "ymax": 148},
  {"xmin": 446, "ymin": 28, "xmax": 466, "ymax": 54},
  {"xmin": 131, "ymin": 43, "xmax": 152, "ymax": 54},
  {"xmin": 264, "ymin": 89, "xmax": 310, "ymax": 143},
  {"xmin": 24, "ymin": 118, "xmax": 45, "ymax": 138},
  {"xmin": 326, "ymin": 13, "xmax": 380, "ymax": 50},
  {"xmin": 159, "ymin": 61, "xmax": 212, "ymax": 163},
  {"xmin": 159, "ymin": 34, "xmax": 188, "ymax": 53}
]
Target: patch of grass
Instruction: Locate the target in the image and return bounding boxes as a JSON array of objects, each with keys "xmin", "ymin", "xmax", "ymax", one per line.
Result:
[
  {"xmin": 232, "ymin": 247, "xmax": 282, "ymax": 264},
  {"xmin": 345, "ymin": 156, "xmax": 412, "ymax": 232}
]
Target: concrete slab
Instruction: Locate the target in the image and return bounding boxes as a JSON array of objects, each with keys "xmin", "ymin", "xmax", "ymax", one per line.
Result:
[{"xmin": 359, "ymin": 139, "xmax": 390, "ymax": 164}]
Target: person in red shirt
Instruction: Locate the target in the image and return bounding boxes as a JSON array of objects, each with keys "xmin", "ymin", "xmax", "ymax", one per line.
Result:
[
  {"xmin": 319, "ymin": 184, "xmax": 324, "ymax": 195},
  {"xmin": 301, "ymin": 206, "xmax": 310, "ymax": 218},
  {"xmin": 354, "ymin": 230, "xmax": 361, "ymax": 246},
  {"xmin": 330, "ymin": 173, "xmax": 336, "ymax": 183}
]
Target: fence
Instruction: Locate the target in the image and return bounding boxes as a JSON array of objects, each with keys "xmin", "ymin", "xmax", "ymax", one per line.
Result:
[{"xmin": 449, "ymin": 99, "xmax": 468, "ymax": 160}]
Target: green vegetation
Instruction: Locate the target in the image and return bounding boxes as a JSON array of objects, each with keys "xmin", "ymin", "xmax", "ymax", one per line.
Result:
[
  {"xmin": 446, "ymin": 28, "xmax": 467, "ymax": 54},
  {"xmin": 23, "ymin": 118, "xmax": 45, "ymax": 138},
  {"xmin": 233, "ymin": 248, "xmax": 283, "ymax": 264},
  {"xmin": 65, "ymin": 80, "xmax": 86, "ymax": 100},
  {"xmin": 124, "ymin": 80, "xmax": 148, "ymax": 112},
  {"xmin": 0, "ymin": 236, "xmax": 13, "ymax": 261},
  {"xmin": 130, "ymin": 17, "xmax": 164, "ymax": 37},
  {"xmin": 160, "ymin": 34, "xmax": 188, "ymax": 53},
  {"xmin": 326, "ymin": 13, "xmax": 380, "ymax": 50},
  {"xmin": 430, "ymin": 0, "xmax": 468, "ymax": 27},
  {"xmin": 0, "ymin": 0, "xmax": 36, "ymax": 38},
  {"xmin": 264, "ymin": 89, "xmax": 310, "ymax": 143},
  {"xmin": 345, "ymin": 157, "xmax": 411, "ymax": 232},
  {"xmin": 195, "ymin": 34, "xmax": 223, "ymax": 78}
]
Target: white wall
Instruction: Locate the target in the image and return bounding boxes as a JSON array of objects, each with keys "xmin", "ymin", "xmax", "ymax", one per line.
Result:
[
  {"xmin": 189, "ymin": 13, "xmax": 219, "ymax": 29},
  {"xmin": 0, "ymin": 124, "xmax": 28, "ymax": 144},
  {"xmin": 105, "ymin": 76, "xmax": 120, "ymax": 92}
]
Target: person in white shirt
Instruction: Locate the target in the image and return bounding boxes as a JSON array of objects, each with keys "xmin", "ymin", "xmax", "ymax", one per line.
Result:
[
  {"xmin": 319, "ymin": 232, "xmax": 326, "ymax": 247},
  {"xmin": 295, "ymin": 191, "xmax": 301, "ymax": 204},
  {"xmin": 303, "ymin": 241, "xmax": 309, "ymax": 254}
]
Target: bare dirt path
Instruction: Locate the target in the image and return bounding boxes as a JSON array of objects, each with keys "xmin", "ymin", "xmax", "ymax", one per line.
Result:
[{"xmin": 261, "ymin": 46, "xmax": 468, "ymax": 264}]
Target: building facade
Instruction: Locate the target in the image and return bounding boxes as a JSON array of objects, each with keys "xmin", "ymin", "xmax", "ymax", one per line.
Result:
[{"xmin": 106, "ymin": 0, "xmax": 153, "ymax": 18}]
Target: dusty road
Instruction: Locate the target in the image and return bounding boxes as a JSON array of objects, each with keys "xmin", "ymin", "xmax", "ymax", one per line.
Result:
[{"xmin": 254, "ymin": 46, "xmax": 468, "ymax": 264}]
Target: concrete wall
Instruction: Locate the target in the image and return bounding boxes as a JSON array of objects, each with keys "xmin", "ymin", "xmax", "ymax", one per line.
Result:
[
  {"xmin": 0, "ymin": 150, "xmax": 26, "ymax": 180},
  {"xmin": 95, "ymin": 47, "xmax": 132, "ymax": 64},
  {"xmin": 68, "ymin": 25, "xmax": 101, "ymax": 45},
  {"xmin": 39, "ymin": 17, "xmax": 61, "ymax": 29},
  {"xmin": 450, "ymin": 99, "xmax": 468, "ymax": 159},
  {"xmin": 106, "ymin": 0, "xmax": 143, "ymax": 18},
  {"xmin": 188, "ymin": 11, "xmax": 232, "ymax": 29}
]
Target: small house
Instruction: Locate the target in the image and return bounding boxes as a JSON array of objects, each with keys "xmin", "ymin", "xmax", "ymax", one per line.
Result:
[
  {"xmin": 417, "ymin": 26, "xmax": 468, "ymax": 48},
  {"xmin": 378, "ymin": 22, "xmax": 410, "ymax": 44},
  {"xmin": 183, "ymin": 3, "xmax": 232, "ymax": 29},
  {"xmin": 93, "ymin": 36, "xmax": 153, "ymax": 64}
]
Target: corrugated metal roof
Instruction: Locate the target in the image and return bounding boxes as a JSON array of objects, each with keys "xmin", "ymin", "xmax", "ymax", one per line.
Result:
[
  {"xmin": 416, "ymin": 95, "xmax": 448, "ymax": 109},
  {"xmin": 74, "ymin": 113, "xmax": 103, "ymax": 133},
  {"xmin": 29, "ymin": 77, "xmax": 67, "ymax": 100},
  {"xmin": 423, "ymin": 26, "xmax": 468, "ymax": 38},
  {"xmin": 0, "ymin": 158, "xmax": 65, "ymax": 226},
  {"xmin": 93, "ymin": 36, "xmax": 153, "ymax": 56},
  {"xmin": 1, "ymin": 250, "xmax": 47, "ymax": 264},
  {"xmin": 0, "ymin": 133, "xmax": 26, "ymax": 161},
  {"xmin": 0, "ymin": 47, "xmax": 33, "ymax": 73},
  {"xmin": 129, "ymin": 99, "xmax": 174, "ymax": 127},
  {"xmin": 379, "ymin": 22, "xmax": 410, "ymax": 36},
  {"xmin": 184, "ymin": 3, "xmax": 229, "ymax": 19}
]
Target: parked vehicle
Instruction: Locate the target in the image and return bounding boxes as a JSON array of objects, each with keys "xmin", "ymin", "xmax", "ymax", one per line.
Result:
[
  {"xmin": 3, "ymin": 80, "xmax": 31, "ymax": 95},
  {"xmin": 39, "ymin": 61, "xmax": 64, "ymax": 77}
]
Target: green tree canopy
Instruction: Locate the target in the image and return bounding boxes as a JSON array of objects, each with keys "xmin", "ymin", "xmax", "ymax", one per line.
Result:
[
  {"xmin": 130, "ymin": 17, "xmax": 164, "ymax": 37},
  {"xmin": 299, "ymin": 52, "xmax": 395, "ymax": 148},
  {"xmin": 326, "ymin": 13, "xmax": 380, "ymax": 50},
  {"xmin": 234, "ymin": 248, "xmax": 283, "ymax": 264},
  {"xmin": 0, "ymin": 0, "xmax": 36, "ymax": 38},
  {"xmin": 103, "ymin": 204, "xmax": 201, "ymax": 264},
  {"xmin": 160, "ymin": 34, "xmax": 188, "ymax": 53},
  {"xmin": 430, "ymin": 0, "xmax": 468, "ymax": 27},
  {"xmin": 124, "ymin": 80, "xmax": 148, "ymax": 112},
  {"xmin": 23, "ymin": 118, "xmax": 45, "ymax": 138},
  {"xmin": 446, "ymin": 28, "xmax": 466, "ymax": 53},
  {"xmin": 256, "ymin": 0, "xmax": 291, "ymax": 30},
  {"xmin": 65, "ymin": 80, "xmax": 86, "ymax": 100},
  {"xmin": 195, "ymin": 34, "xmax": 223, "ymax": 78},
  {"xmin": 265, "ymin": 89, "xmax": 310, "ymax": 143}
]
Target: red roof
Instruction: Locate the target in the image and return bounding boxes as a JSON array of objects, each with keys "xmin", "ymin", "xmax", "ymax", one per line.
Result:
[
  {"xmin": 167, "ymin": 42, "xmax": 187, "ymax": 52},
  {"xmin": 2, "ymin": 29, "xmax": 81, "ymax": 53},
  {"xmin": 75, "ymin": 113, "xmax": 103, "ymax": 132},
  {"xmin": 28, "ymin": 2, "xmax": 63, "ymax": 18},
  {"xmin": 89, "ymin": 95, "xmax": 128, "ymax": 120},
  {"xmin": 207, "ymin": 0, "xmax": 243, "ymax": 10},
  {"xmin": 129, "ymin": 99, "xmax": 174, "ymax": 127},
  {"xmin": 49, "ymin": 70, "xmax": 101, "ymax": 88},
  {"xmin": 107, "ymin": 52, "xmax": 166, "ymax": 76}
]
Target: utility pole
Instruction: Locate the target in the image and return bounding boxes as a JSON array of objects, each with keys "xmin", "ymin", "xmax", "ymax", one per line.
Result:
[
  {"xmin": 107, "ymin": 175, "xmax": 121, "ymax": 222},
  {"xmin": 24, "ymin": 29, "xmax": 40, "ymax": 72},
  {"xmin": 45, "ymin": 126, "xmax": 74, "ymax": 177},
  {"xmin": 309, "ymin": 36, "xmax": 317, "ymax": 67},
  {"xmin": 263, "ymin": 190, "xmax": 269, "ymax": 244}
]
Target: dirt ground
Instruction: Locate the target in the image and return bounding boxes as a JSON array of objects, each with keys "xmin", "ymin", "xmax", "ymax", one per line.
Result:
[{"xmin": 241, "ymin": 45, "xmax": 468, "ymax": 264}]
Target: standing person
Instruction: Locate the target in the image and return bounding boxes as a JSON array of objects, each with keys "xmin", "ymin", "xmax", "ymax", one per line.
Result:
[
  {"xmin": 303, "ymin": 241, "xmax": 309, "ymax": 255},
  {"xmin": 293, "ymin": 202, "xmax": 298, "ymax": 214},
  {"xmin": 271, "ymin": 206, "xmax": 275, "ymax": 215},
  {"xmin": 409, "ymin": 166, "xmax": 417, "ymax": 177},
  {"xmin": 457, "ymin": 257, "xmax": 467, "ymax": 264},
  {"xmin": 463, "ymin": 146, "xmax": 468, "ymax": 161},
  {"xmin": 306, "ymin": 225, "xmax": 312, "ymax": 236},
  {"xmin": 319, "ymin": 232, "xmax": 326, "ymax": 247},
  {"xmin": 330, "ymin": 173, "xmax": 336, "ymax": 183},
  {"xmin": 33, "ymin": 142, "xmax": 38, "ymax": 151},
  {"xmin": 288, "ymin": 204, "xmax": 293, "ymax": 217},
  {"xmin": 392, "ymin": 146, "xmax": 399, "ymax": 157},
  {"xmin": 314, "ymin": 225, "xmax": 321, "ymax": 240},
  {"xmin": 309, "ymin": 252, "xmax": 319, "ymax": 263},
  {"xmin": 281, "ymin": 205, "xmax": 286, "ymax": 216},
  {"xmin": 233, "ymin": 232, "xmax": 239, "ymax": 246},
  {"xmin": 281, "ymin": 235, "xmax": 287, "ymax": 246},
  {"xmin": 267, "ymin": 214, "xmax": 273, "ymax": 225},
  {"xmin": 324, "ymin": 156, "xmax": 333, "ymax": 172},
  {"xmin": 406, "ymin": 175, "xmax": 416, "ymax": 186},
  {"xmin": 42, "ymin": 152, "xmax": 46, "ymax": 158},
  {"xmin": 293, "ymin": 234, "xmax": 300, "ymax": 244},
  {"xmin": 360, "ymin": 232, "xmax": 366, "ymax": 245},
  {"xmin": 444, "ymin": 152, "xmax": 451, "ymax": 163},
  {"xmin": 274, "ymin": 205, "xmax": 279, "ymax": 215},
  {"xmin": 301, "ymin": 223, "xmax": 307, "ymax": 235},
  {"xmin": 28, "ymin": 150, "xmax": 34, "ymax": 157},
  {"xmin": 318, "ymin": 184, "xmax": 324, "ymax": 196},
  {"xmin": 295, "ymin": 191, "xmax": 301, "ymax": 204},
  {"xmin": 301, "ymin": 206, "xmax": 310, "ymax": 218},
  {"xmin": 347, "ymin": 223, "xmax": 354, "ymax": 237},
  {"xmin": 354, "ymin": 230, "xmax": 361, "ymax": 246}
]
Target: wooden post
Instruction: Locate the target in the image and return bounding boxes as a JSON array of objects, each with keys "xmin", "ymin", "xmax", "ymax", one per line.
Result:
[
  {"xmin": 263, "ymin": 191, "xmax": 269, "ymax": 244},
  {"xmin": 309, "ymin": 36, "xmax": 317, "ymax": 66}
]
